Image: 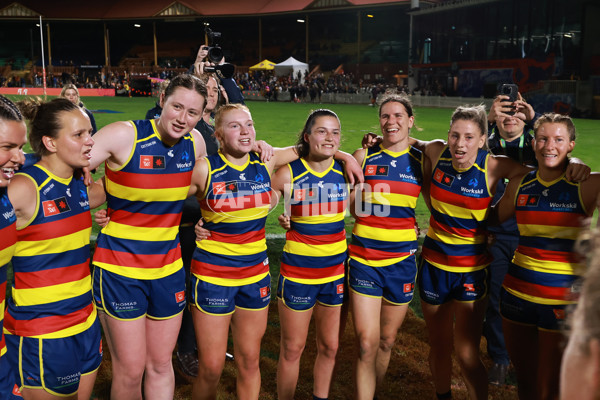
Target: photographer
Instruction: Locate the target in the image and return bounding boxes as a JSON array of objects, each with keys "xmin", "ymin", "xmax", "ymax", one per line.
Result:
[
  {"xmin": 484, "ymin": 89, "xmax": 540, "ymax": 386},
  {"xmin": 189, "ymin": 38, "xmax": 244, "ymax": 105}
]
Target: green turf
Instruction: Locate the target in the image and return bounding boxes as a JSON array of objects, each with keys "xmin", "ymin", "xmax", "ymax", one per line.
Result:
[
  {"xmin": 4, "ymin": 95, "xmax": 600, "ymax": 319},
  {"xmin": 8, "ymin": 95, "xmax": 599, "ymax": 235}
]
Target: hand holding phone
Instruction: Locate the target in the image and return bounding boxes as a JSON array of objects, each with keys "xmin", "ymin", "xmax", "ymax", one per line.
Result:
[{"xmin": 500, "ymin": 84, "xmax": 518, "ymax": 115}]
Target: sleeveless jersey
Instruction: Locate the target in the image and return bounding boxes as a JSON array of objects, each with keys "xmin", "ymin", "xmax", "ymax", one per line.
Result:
[
  {"xmin": 4, "ymin": 164, "xmax": 96, "ymax": 339},
  {"xmin": 93, "ymin": 119, "xmax": 196, "ymax": 279},
  {"xmin": 422, "ymin": 147, "xmax": 493, "ymax": 272},
  {"xmin": 349, "ymin": 145, "xmax": 423, "ymax": 267},
  {"xmin": 281, "ymin": 158, "xmax": 348, "ymax": 283},
  {"xmin": 503, "ymin": 171, "xmax": 587, "ymax": 305},
  {"xmin": 0, "ymin": 188, "xmax": 16, "ymax": 356},
  {"xmin": 191, "ymin": 152, "xmax": 272, "ymax": 286}
]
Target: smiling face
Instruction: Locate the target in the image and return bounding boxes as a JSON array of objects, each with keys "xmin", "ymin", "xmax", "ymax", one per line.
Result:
[
  {"xmin": 215, "ymin": 108, "xmax": 255, "ymax": 158},
  {"xmin": 379, "ymin": 101, "xmax": 414, "ymax": 150},
  {"xmin": 0, "ymin": 119, "xmax": 27, "ymax": 187},
  {"xmin": 447, "ymin": 119, "xmax": 486, "ymax": 169},
  {"xmin": 496, "ymin": 114, "xmax": 525, "ymax": 140},
  {"xmin": 533, "ymin": 122, "xmax": 574, "ymax": 171},
  {"xmin": 304, "ymin": 115, "xmax": 341, "ymax": 161},
  {"xmin": 158, "ymin": 87, "xmax": 205, "ymax": 145},
  {"xmin": 63, "ymin": 88, "xmax": 79, "ymax": 106}
]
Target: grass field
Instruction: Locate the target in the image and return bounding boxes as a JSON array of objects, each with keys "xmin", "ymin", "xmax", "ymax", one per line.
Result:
[
  {"xmin": 9, "ymin": 95, "xmax": 599, "ymax": 235},
  {"xmin": 86, "ymin": 96, "xmax": 600, "ymax": 233},
  {"xmin": 5, "ymin": 95, "xmax": 600, "ymax": 399}
]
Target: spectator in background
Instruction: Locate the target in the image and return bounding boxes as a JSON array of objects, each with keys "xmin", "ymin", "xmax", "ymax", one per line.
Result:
[
  {"xmin": 483, "ymin": 92, "xmax": 539, "ymax": 386},
  {"xmin": 145, "ymin": 80, "xmax": 170, "ymax": 120},
  {"xmin": 60, "ymin": 83, "xmax": 98, "ymax": 134}
]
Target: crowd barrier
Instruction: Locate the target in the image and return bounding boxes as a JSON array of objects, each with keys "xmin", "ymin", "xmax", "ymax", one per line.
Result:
[
  {"xmin": 0, "ymin": 87, "xmax": 115, "ymax": 96},
  {"xmin": 1, "ymin": 87, "xmax": 494, "ymax": 108},
  {"xmin": 242, "ymin": 90, "xmax": 371, "ymax": 104},
  {"xmin": 242, "ymin": 90, "xmax": 494, "ymax": 109}
]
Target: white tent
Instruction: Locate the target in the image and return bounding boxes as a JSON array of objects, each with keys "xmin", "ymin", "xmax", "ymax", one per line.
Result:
[{"xmin": 274, "ymin": 57, "xmax": 309, "ymax": 82}]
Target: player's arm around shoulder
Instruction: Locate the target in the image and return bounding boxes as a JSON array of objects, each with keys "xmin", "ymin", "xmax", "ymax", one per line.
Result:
[
  {"xmin": 188, "ymin": 157, "xmax": 210, "ymax": 198},
  {"xmin": 89, "ymin": 120, "xmax": 136, "ymax": 170},
  {"xmin": 266, "ymin": 146, "xmax": 298, "ymax": 174},
  {"xmin": 487, "ymin": 154, "xmax": 531, "ymax": 191},
  {"xmin": 7, "ymin": 173, "xmax": 37, "ymax": 228},
  {"xmin": 581, "ymin": 172, "xmax": 600, "ymax": 216},
  {"xmin": 421, "ymin": 152, "xmax": 433, "ymax": 210},
  {"xmin": 489, "ymin": 172, "xmax": 521, "ymax": 226},
  {"xmin": 348, "ymin": 148, "xmax": 367, "ymax": 219},
  {"xmin": 270, "ymin": 164, "xmax": 291, "ymax": 211},
  {"xmin": 190, "ymin": 128, "xmax": 207, "ymax": 159},
  {"xmin": 422, "ymin": 139, "xmax": 446, "ymax": 164},
  {"xmin": 89, "ymin": 176, "xmax": 106, "ymax": 209}
]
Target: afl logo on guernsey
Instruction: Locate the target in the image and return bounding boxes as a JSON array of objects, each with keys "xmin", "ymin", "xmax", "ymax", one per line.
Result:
[
  {"xmin": 42, "ymin": 197, "xmax": 71, "ymax": 217},
  {"xmin": 517, "ymin": 194, "xmax": 540, "ymax": 207},
  {"xmin": 139, "ymin": 155, "xmax": 166, "ymax": 169},
  {"xmin": 365, "ymin": 165, "xmax": 389, "ymax": 176},
  {"xmin": 434, "ymin": 168, "xmax": 454, "ymax": 187}
]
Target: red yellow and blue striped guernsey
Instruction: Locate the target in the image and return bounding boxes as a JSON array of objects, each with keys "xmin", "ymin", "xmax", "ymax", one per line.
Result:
[
  {"xmin": 0, "ymin": 188, "xmax": 17, "ymax": 356},
  {"xmin": 192, "ymin": 151, "xmax": 272, "ymax": 286},
  {"xmin": 349, "ymin": 144, "xmax": 423, "ymax": 267},
  {"xmin": 93, "ymin": 119, "xmax": 196, "ymax": 279},
  {"xmin": 503, "ymin": 171, "xmax": 587, "ymax": 305},
  {"xmin": 281, "ymin": 158, "xmax": 348, "ymax": 283},
  {"xmin": 422, "ymin": 147, "xmax": 493, "ymax": 272},
  {"xmin": 4, "ymin": 164, "xmax": 96, "ymax": 339}
]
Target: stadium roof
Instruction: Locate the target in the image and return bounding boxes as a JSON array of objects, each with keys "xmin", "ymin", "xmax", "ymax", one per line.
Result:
[{"xmin": 0, "ymin": 0, "xmax": 444, "ymax": 19}]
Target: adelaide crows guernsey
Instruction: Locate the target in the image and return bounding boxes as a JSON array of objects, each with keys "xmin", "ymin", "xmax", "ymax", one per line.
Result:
[
  {"xmin": 0, "ymin": 188, "xmax": 16, "ymax": 356},
  {"xmin": 503, "ymin": 171, "xmax": 587, "ymax": 305},
  {"xmin": 94, "ymin": 119, "xmax": 196, "ymax": 279},
  {"xmin": 192, "ymin": 152, "xmax": 271, "ymax": 286},
  {"xmin": 281, "ymin": 158, "xmax": 348, "ymax": 283},
  {"xmin": 349, "ymin": 145, "xmax": 423, "ymax": 267},
  {"xmin": 4, "ymin": 164, "xmax": 95, "ymax": 339},
  {"xmin": 422, "ymin": 147, "xmax": 493, "ymax": 272}
]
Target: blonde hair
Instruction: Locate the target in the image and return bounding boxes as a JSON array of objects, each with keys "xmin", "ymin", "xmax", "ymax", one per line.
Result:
[
  {"xmin": 534, "ymin": 113, "xmax": 576, "ymax": 141},
  {"xmin": 60, "ymin": 84, "xmax": 79, "ymax": 100},
  {"xmin": 214, "ymin": 103, "xmax": 250, "ymax": 129},
  {"xmin": 213, "ymin": 103, "xmax": 252, "ymax": 147},
  {"xmin": 450, "ymin": 104, "xmax": 487, "ymax": 136}
]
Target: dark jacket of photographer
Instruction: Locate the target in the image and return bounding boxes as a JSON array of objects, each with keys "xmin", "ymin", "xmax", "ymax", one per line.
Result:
[
  {"xmin": 486, "ymin": 113, "xmax": 540, "ymax": 235},
  {"xmin": 187, "ymin": 65, "xmax": 245, "ymax": 105}
]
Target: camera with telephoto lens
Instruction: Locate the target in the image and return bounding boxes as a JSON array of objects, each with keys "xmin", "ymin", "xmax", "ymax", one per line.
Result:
[
  {"xmin": 203, "ymin": 27, "xmax": 234, "ymax": 79},
  {"xmin": 205, "ymin": 27, "xmax": 223, "ymax": 64}
]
